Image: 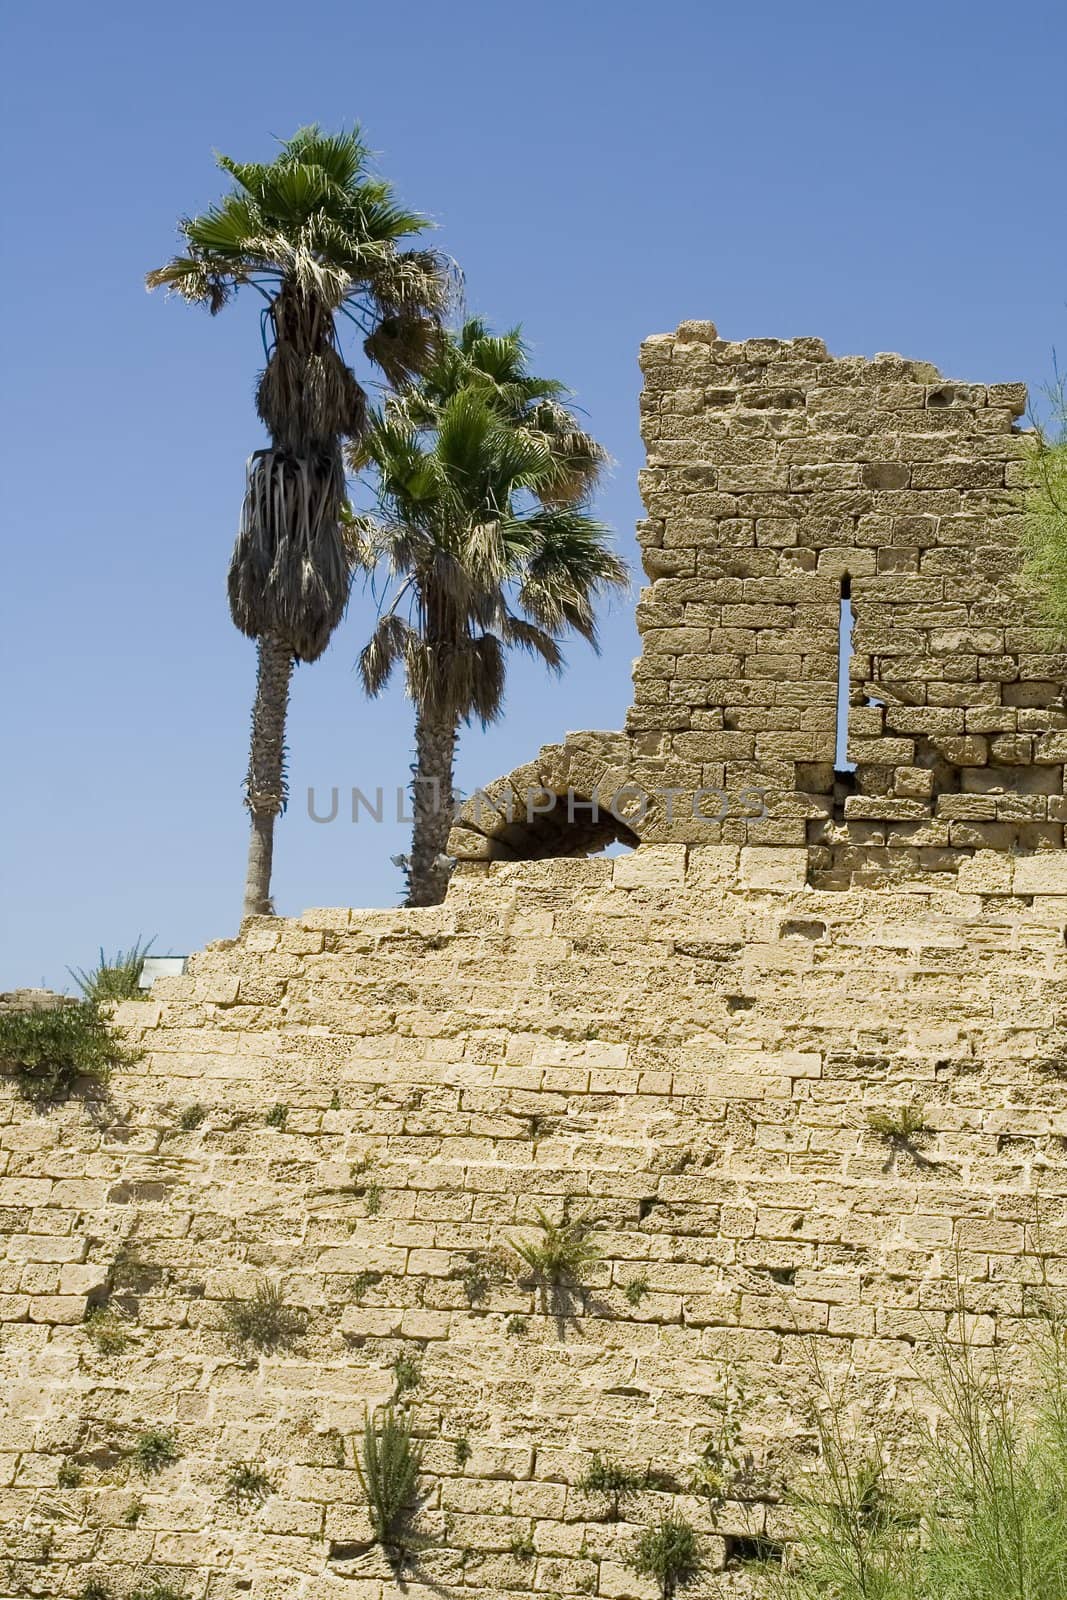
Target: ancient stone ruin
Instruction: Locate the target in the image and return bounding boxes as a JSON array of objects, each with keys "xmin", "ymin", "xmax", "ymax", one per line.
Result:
[
  {"xmin": 452, "ymin": 321, "xmax": 1066, "ymax": 882},
  {"xmin": 3, "ymin": 323, "xmax": 1067, "ymax": 1599}
]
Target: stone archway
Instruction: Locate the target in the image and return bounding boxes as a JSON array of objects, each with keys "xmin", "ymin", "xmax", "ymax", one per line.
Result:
[{"xmin": 447, "ymin": 732, "xmax": 644, "ymax": 863}]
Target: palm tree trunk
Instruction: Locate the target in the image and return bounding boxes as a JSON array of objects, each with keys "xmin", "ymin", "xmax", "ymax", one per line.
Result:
[
  {"xmin": 408, "ymin": 706, "xmax": 457, "ymax": 907},
  {"xmin": 242, "ymin": 635, "xmax": 294, "ymax": 920}
]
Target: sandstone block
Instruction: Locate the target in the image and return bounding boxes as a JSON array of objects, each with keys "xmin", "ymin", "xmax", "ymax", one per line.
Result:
[
  {"xmin": 739, "ymin": 846, "xmax": 808, "ymax": 890},
  {"xmin": 1013, "ymin": 855, "xmax": 1067, "ymax": 895},
  {"xmin": 612, "ymin": 846, "xmax": 687, "ymax": 890},
  {"xmin": 956, "ymin": 851, "xmax": 1013, "ymax": 894}
]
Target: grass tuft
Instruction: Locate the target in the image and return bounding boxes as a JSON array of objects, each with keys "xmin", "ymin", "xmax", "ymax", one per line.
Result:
[
  {"xmin": 69, "ymin": 937, "xmax": 155, "ymax": 1002},
  {"xmin": 628, "ymin": 1512, "xmax": 703, "ymax": 1599},
  {"xmin": 78, "ymin": 1580, "xmax": 114, "ymax": 1600},
  {"xmin": 129, "ymin": 1580, "xmax": 186, "ymax": 1600},
  {"xmin": 84, "ymin": 1305, "xmax": 130, "ymax": 1355},
  {"xmin": 867, "ymin": 1104, "xmax": 929, "ymax": 1142},
  {"xmin": 625, "ymin": 1273, "xmax": 651, "ymax": 1306},
  {"xmin": 225, "ymin": 1459, "xmax": 276, "ymax": 1505},
  {"xmin": 392, "ymin": 1353, "xmax": 421, "ymax": 1396},
  {"xmin": 223, "ymin": 1280, "xmax": 304, "ymax": 1351},
  {"xmin": 771, "ymin": 1304, "xmax": 1067, "ymax": 1599},
  {"xmin": 509, "ymin": 1207, "xmax": 600, "ymax": 1288},
  {"xmin": 130, "ymin": 1429, "xmax": 179, "ymax": 1478},
  {"xmin": 578, "ymin": 1451, "xmax": 645, "ymax": 1520},
  {"xmin": 452, "ymin": 1245, "xmax": 515, "ymax": 1305},
  {"xmin": 351, "ymin": 1269, "xmax": 382, "ymax": 1302}
]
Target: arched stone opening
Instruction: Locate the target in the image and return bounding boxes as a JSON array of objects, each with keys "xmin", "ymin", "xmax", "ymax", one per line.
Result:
[{"xmin": 447, "ymin": 735, "xmax": 646, "ymax": 864}]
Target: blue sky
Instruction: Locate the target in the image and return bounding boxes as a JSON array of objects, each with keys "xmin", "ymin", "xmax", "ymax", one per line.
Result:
[{"xmin": 2, "ymin": 0, "xmax": 1065, "ymax": 988}]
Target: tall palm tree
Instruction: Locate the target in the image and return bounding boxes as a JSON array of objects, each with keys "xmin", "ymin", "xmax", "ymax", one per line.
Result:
[
  {"xmin": 147, "ymin": 126, "xmax": 450, "ymax": 919},
  {"xmin": 350, "ymin": 339, "xmax": 628, "ymax": 907}
]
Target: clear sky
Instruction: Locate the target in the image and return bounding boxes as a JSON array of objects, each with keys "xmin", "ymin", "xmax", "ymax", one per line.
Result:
[{"xmin": 2, "ymin": 0, "xmax": 1065, "ymax": 989}]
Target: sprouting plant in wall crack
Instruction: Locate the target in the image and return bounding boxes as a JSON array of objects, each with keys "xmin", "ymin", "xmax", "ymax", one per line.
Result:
[{"xmin": 355, "ymin": 1404, "xmax": 427, "ymax": 1566}]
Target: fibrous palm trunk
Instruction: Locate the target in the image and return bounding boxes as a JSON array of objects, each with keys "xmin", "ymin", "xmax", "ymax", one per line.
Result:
[
  {"xmin": 408, "ymin": 707, "xmax": 457, "ymax": 906},
  {"xmin": 242, "ymin": 635, "xmax": 294, "ymax": 919}
]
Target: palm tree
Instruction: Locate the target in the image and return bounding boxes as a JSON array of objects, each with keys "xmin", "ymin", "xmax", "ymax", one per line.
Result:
[
  {"xmin": 147, "ymin": 126, "xmax": 450, "ymax": 919},
  {"xmin": 350, "ymin": 337, "xmax": 627, "ymax": 907}
]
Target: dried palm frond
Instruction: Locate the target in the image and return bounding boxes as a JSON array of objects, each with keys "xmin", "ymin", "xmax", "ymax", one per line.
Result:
[
  {"xmin": 403, "ymin": 633, "xmax": 504, "ymax": 726},
  {"xmin": 359, "ymin": 614, "xmax": 416, "ymax": 698},
  {"xmin": 256, "ymin": 343, "xmax": 366, "ymax": 448},
  {"xmin": 144, "ymin": 254, "xmax": 235, "ymax": 313},
  {"xmin": 499, "ymin": 614, "xmax": 563, "ymax": 671},
  {"xmin": 228, "ymin": 448, "xmax": 351, "ymax": 662},
  {"xmin": 368, "ymin": 248, "xmax": 457, "ymax": 318},
  {"xmin": 364, "ymin": 313, "xmax": 442, "ymax": 388}
]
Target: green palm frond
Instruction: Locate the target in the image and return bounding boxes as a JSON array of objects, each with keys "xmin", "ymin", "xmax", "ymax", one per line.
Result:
[
  {"xmin": 524, "ymin": 398, "xmax": 610, "ymax": 504},
  {"xmin": 281, "ymin": 125, "xmax": 369, "ymax": 186},
  {"xmin": 147, "ymin": 125, "xmax": 450, "ymax": 327}
]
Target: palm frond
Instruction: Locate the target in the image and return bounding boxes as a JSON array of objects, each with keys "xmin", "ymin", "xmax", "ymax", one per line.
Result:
[
  {"xmin": 367, "ymin": 248, "xmax": 455, "ymax": 316},
  {"xmin": 183, "ymin": 194, "xmax": 268, "ymax": 259},
  {"xmin": 278, "ymin": 125, "xmax": 370, "ymax": 188},
  {"xmin": 360, "ymin": 613, "xmax": 415, "ymax": 697},
  {"xmin": 399, "ymin": 631, "xmax": 507, "ymax": 727},
  {"xmin": 499, "ymin": 615, "xmax": 563, "ymax": 671},
  {"xmin": 513, "ymin": 509, "xmax": 627, "ymax": 645},
  {"xmin": 144, "ymin": 255, "xmax": 234, "ymax": 313},
  {"xmin": 147, "ymin": 125, "xmax": 444, "ymax": 361},
  {"xmin": 364, "ymin": 313, "xmax": 442, "ymax": 388},
  {"xmin": 342, "ymin": 508, "xmax": 388, "ymax": 570},
  {"xmin": 525, "ymin": 399, "xmax": 611, "ymax": 503},
  {"xmin": 257, "ymin": 342, "xmax": 366, "ymax": 446},
  {"xmin": 469, "ymin": 632, "xmax": 507, "ymax": 724}
]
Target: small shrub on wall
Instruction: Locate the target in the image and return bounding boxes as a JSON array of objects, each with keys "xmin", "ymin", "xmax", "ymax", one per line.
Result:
[{"xmin": 0, "ymin": 1000, "xmax": 138, "ymax": 1100}]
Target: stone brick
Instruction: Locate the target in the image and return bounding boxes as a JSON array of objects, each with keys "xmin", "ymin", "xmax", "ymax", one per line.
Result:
[
  {"xmin": 739, "ymin": 847, "xmax": 808, "ymax": 890},
  {"xmin": 1014, "ymin": 855, "xmax": 1067, "ymax": 895}
]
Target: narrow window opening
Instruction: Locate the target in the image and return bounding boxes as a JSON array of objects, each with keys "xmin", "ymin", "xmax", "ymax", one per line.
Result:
[{"xmin": 835, "ymin": 575, "xmax": 856, "ymax": 774}]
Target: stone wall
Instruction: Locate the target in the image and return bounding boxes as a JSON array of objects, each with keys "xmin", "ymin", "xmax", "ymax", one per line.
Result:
[
  {"xmin": 5, "ymin": 322, "xmax": 1067, "ymax": 1600},
  {"xmin": 4, "ymin": 846, "xmax": 1067, "ymax": 1599}
]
